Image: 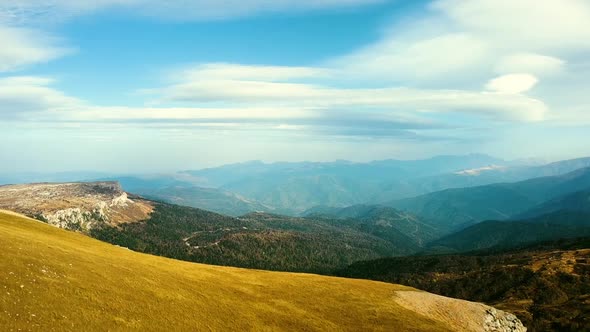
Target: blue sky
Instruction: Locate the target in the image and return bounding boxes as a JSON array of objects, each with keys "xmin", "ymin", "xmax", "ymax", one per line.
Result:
[
  {"xmin": 34, "ymin": 2, "xmax": 401, "ymax": 105},
  {"xmin": 1, "ymin": 0, "xmax": 590, "ymax": 172}
]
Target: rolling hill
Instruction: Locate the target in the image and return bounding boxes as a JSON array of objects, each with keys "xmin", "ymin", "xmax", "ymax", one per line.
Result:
[
  {"xmin": 406, "ymin": 156, "xmax": 590, "ymax": 195},
  {"xmin": 390, "ymin": 167, "xmax": 590, "ymax": 229},
  {"xmin": 90, "ymin": 206, "xmax": 422, "ymax": 274},
  {"xmin": 185, "ymin": 154, "xmax": 506, "ymax": 213},
  {"xmin": 0, "ymin": 182, "xmax": 427, "ymax": 273},
  {"xmin": 176, "ymin": 155, "xmax": 589, "ymax": 214},
  {"xmin": 426, "ymin": 186, "xmax": 590, "ymax": 253},
  {"xmin": 336, "ymin": 237, "xmax": 590, "ymax": 331},
  {"xmin": 304, "ymin": 204, "xmax": 443, "ymax": 246},
  {"xmin": 0, "ymin": 211, "xmax": 525, "ymax": 331},
  {"xmin": 134, "ymin": 185, "xmax": 275, "ymax": 217},
  {"xmin": 515, "ymin": 189, "xmax": 590, "ymax": 219},
  {"xmin": 427, "ymin": 210, "xmax": 590, "ymax": 253}
]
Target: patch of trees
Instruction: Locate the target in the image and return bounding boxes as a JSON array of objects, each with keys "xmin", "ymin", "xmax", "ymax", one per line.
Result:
[
  {"xmin": 90, "ymin": 203, "xmax": 413, "ymax": 274},
  {"xmin": 336, "ymin": 238, "xmax": 590, "ymax": 332}
]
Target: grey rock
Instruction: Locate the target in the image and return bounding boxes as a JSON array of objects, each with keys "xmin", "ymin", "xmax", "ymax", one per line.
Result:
[{"xmin": 484, "ymin": 308, "xmax": 527, "ymax": 332}]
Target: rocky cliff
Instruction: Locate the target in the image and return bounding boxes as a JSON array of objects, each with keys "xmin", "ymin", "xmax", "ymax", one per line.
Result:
[{"xmin": 0, "ymin": 182, "xmax": 153, "ymax": 231}]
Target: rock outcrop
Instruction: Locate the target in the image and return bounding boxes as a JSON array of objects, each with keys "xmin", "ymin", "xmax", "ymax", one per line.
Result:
[
  {"xmin": 394, "ymin": 290, "xmax": 526, "ymax": 332},
  {"xmin": 0, "ymin": 182, "xmax": 153, "ymax": 231},
  {"xmin": 484, "ymin": 308, "xmax": 526, "ymax": 332}
]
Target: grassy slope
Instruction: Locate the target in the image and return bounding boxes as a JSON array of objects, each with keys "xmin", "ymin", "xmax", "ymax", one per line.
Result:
[
  {"xmin": 0, "ymin": 211, "xmax": 451, "ymax": 332},
  {"xmin": 430, "ymin": 211, "xmax": 590, "ymax": 253}
]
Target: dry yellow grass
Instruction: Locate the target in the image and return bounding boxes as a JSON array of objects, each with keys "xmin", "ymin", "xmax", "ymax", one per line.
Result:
[{"xmin": 0, "ymin": 211, "xmax": 460, "ymax": 331}]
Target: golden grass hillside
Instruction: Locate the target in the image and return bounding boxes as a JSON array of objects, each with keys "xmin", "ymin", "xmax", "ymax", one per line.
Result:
[{"xmin": 0, "ymin": 211, "xmax": 520, "ymax": 331}]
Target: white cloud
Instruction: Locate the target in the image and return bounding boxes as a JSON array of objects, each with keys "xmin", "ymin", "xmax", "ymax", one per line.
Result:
[
  {"xmin": 327, "ymin": 0, "xmax": 590, "ymax": 89},
  {"xmin": 145, "ymin": 63, "xmax": 547, "ymax": 122},
  {"xmin": 495, "ymin": 54, "xmax": 565, "ymax": 76},
  {"xmin": 434, "ymin": 0, "xmax": 590, "ymax": 51},
  {"xmin": 3, "ymin": 72, "xmax": 546, "ymax": 147},
  {"xmin": 4, "ymin": 0, "xmax": 574, "ymax": 130},
  {"xmin": 485, "ymin": 74, "xmax": 539, "ymax": 94},
  {"xmin": 332, "ymin": 31, "xmax": 491, "ymax": 85},
  {"xmin": 0, "ymin": 76, "xmax": 81, "ymax": 118},
  {"xmin": 151, "ymin": 63, "xmax": 330, "ymax": 103},
  {"xmin": 177, "ymin": 63, "xmax": 326, "ymax": 82},
  {"xmin": 0, "ymin": 25, "xmax": 70, "ymax": 72},
  {"xmin": 159, "ymin": 80, "xmax": 327, "ymax": 103}
]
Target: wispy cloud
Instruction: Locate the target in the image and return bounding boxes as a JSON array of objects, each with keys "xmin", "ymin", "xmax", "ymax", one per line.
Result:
[
  {"xmin": 0, "ymin": 74, "xmax": 449, "ymax": 140},
  {"xmin": 334, "ymin": 0, "xmax": 590, "ymax": 86},
  {"xmin": 0, "ymin": 76, "xmax": 81, "ymax": 119},
  {"xmin": 494, "ymin": 54, "xmax": 565, "ymax": 76},
  {"xmin": 1, "ymin": 0, "xmax": 590, "ymax": 169},
  {"xmin": 146, "ymin": 62, "xmax": 547, "ymax": 123},
  {"xmin": 0, "ymin": 26, "xmax": 71, "ymax": 72}
]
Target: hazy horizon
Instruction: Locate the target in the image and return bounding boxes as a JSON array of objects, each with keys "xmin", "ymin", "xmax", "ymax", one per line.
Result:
[{"xmin": 3, "ymin": 152, "xmax": 589, "ymax": 178}]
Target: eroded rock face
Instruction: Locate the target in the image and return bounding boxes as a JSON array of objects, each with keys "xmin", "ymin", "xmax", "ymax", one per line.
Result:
[
  {"xmin": 0, "ymin": 182, "xmax": 153, "ymax": 232},
  {"xmin": 484, "ymin": 308, "xmax": 527, "ymax": 332}
]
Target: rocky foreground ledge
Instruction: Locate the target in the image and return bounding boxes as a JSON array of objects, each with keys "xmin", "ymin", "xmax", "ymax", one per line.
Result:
[
  {"xmin": 0, "ymin": 181, "xmax": 153, "ymax": 231},
  {"xmin": 394, "ymin": 290, "xmax": 526, "ymax": 331}
]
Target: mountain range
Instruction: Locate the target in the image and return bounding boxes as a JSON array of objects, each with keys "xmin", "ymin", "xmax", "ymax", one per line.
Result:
[
  {"xmin": 6, "ymin": 154, "xmax": 589, "ymax": 218},
  {"xmin": 429, "ymin": 211, "xmax": 590, "ymax": 253},
  {"xmin": 118, "ymin": 155, "xmax": 590, "ymax": 216},
  {"xmin": 2, "ymin": 154, "xmax": 590, "ymax": 331},
  {"xmin": 389, "ymin": 167, "xmax": 590, "ymax": 230}
]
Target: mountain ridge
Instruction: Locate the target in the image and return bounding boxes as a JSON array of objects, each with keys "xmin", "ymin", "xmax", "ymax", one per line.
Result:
[{"xmin": 389, "ymin": 167, "xmax": 590, "ymax": 229}]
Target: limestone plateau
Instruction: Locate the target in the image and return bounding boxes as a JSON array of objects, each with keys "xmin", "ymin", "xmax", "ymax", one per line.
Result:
[{"xmin": 0, "ymin": 182, "xmax": 152, "ymax": 231}]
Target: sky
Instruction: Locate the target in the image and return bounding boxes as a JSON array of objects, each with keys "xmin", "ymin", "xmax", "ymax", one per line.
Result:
[{"xmin": 1, "ymin": 0, "xmax": 590, "ymax": 173}]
